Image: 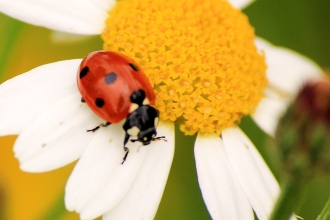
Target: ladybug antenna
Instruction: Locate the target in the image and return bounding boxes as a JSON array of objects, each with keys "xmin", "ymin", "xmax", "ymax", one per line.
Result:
[
  {"xmin": 130, "ymin": 136, "xmax": 167, "ymax": 143},
  {"xmin": 152, "ymin": 136, "xmax": 167, "ymax": 142}
]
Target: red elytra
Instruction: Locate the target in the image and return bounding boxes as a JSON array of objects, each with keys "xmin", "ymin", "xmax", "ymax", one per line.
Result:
[{"xmin": 77, "ymin": 50, "xmax": 156, "ymax": 123}]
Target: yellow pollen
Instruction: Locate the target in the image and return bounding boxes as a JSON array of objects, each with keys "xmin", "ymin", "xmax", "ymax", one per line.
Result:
[
  {"xmin": 179, "ymin": 102, "xmax": 186, "ymax": 108},
  {"xmin": 201, "ymin": 80, "xmax": 211, "ymax": 88},
  {"xmin": 204, "ymin": 106, "xmax": 213, "ymax": 114},
  {"xmin": 168, "ymin": 89, "xmax": 175, "ymax": 97},
  {"xmin": 102, "ymin": 0, "xmax": 267, "ymax": 135},
  {"xmin": 182, "ymin": 81, "xmax": 189, "ymax": 88}
]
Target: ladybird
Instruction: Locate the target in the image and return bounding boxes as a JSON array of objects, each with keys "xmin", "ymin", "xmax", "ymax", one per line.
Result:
[{"xmin": 77, "ymin": 51, "xmax": 165, "ymax": 164}]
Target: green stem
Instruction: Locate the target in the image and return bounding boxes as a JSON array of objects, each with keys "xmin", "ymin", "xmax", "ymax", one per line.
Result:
[
  {"xmin": 269, "ymin": 177, "xmax": 306, "ymax": 220},
  {"xmin": 317, "ymin": 197, "xmax": 330, "ymax": 220},
  {"xmin": 0, "ymin": 16, "xmax": 24, "ymax": 81}
]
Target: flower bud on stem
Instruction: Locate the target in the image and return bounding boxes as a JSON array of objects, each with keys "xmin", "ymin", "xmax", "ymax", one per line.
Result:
[{"xmin": 270, "ymin": 77, "xmax": 330, "ymax": 220}]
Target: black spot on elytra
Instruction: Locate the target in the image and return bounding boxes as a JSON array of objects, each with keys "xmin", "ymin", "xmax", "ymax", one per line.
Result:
[
  {"xmin": 95, "ymin": 98, "xmax": 105, "ymax": 108},
  {"xmin": 81, "ymin": 97, "xmax": 85, "ymax": 103},
  {"xmin": 105, "ymin": 72, "xmax": 117, "ymax": 85},
  {"xmin": 79, "ymin": 66, "xmax": 89, "ymax": 79},
  {"xmin": 129, "ymin": 63, "xmax": 139, "ymax": 71}
]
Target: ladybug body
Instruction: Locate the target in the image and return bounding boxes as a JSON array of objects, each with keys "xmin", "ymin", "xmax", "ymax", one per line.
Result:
[
  {"xmin": 77, "ymin": 51, "xmax": 162, "ymax": 163},
  {"xmin": 78, "ymin": 51, "xmax": 156, "ymax": 123}
]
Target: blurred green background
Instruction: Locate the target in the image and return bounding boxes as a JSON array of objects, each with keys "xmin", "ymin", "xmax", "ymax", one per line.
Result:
[{"xmin": 0, "ymin": 0, "xmax": 329, "ymax": 219}]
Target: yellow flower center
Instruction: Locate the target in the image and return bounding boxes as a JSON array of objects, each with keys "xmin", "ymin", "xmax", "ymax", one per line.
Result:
[{"xmin": 102, "ymin": 0, "xmax": 267, "ymax": 135}]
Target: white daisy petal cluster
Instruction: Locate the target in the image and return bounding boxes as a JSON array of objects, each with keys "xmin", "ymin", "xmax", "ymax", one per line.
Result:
[
  {"xmin": 253, "ymin": 38, "xmax": 322, "ymax": 137},
  {"xmin": 0, "ymin": 0, "xmax": 322, "ymax": 219},
  {"xmin": 0, "ymin": 0, "xmax": 115, "ymax": 34},
  {"xmin": 0, "ymin": 59, "xmax": 175, "ymax": 219}
]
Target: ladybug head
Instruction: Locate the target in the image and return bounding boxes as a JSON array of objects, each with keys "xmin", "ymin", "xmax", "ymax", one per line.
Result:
[
  {"xmin": 138, "ymin": 127, "xmax": 157, "ymax": 145},
  {"xmin": 125, "ymin": 105, "xmax": 165, "ymax": 146},
  {"xmin": 130, "ymin": 127, "xmax": 166, "ymax": 145}
]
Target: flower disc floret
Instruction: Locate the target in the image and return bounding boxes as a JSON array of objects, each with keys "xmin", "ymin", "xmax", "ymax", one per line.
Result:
[{"xmin": 102, "ymin": 0, "xmax": 267, "ymax": 135}]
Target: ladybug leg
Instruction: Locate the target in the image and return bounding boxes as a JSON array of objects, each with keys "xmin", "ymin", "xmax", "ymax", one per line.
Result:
[
  {"xmin": 121, "ymin": 150, "xmax": 129, "ymax": 165},
  {"xmin": 81, "ymin": 97, "xmax": 85, "ymax": 103},
  {"xmin": 87, "ymin": 122, "xmax": 111, "ymax": 132},
  {"xmin": 121, "ymin": 133, "xmax": 131, "ymax": 164}
]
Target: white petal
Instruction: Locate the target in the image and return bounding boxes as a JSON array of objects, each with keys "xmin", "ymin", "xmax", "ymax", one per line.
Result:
[
  {"xmin": 0, "ymin": 59, "xmax": 81, "ymax": 136},
  {"xmin": 0, "ymin": 0, "xmax": 116, "ymax": 35},
  {"xmin": 194, "ymin": 134, "xmax": 253, "ymax": 220},
  {"xmin": 14, "ymin": 92, "xmax": 103, "ymax": 172},
  {"xmin": 252, "ymin": 96, "xmax": 287, "ymax": 136},
  {"xmin": 222, "ymin": 127, "xmax": 280, "ymax": 220},
  {"xmin": 103, "ymin": 121, "xmax": 175, "ymax": 220},
  {"xmin": 65, "ymin": 123, "xmax": 150, "ymax": 220},
  {"xmin": 255, "ymin": 37, "xmax": 322, "ymax": 99},
  {"xmin": 228, "ymin": 0, "xmax": 255, "ymax": 9}
]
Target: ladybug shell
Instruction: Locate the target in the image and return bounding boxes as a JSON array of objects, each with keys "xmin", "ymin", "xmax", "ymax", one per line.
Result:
[{"xmin": 77, "ymin": 51, "xmax": 156, "ymax": 123}]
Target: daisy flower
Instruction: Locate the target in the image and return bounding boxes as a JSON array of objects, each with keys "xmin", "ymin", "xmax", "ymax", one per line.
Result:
[{"xmin": 0, "ymin": 0, "xmax": 322, "ymax": 219}]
